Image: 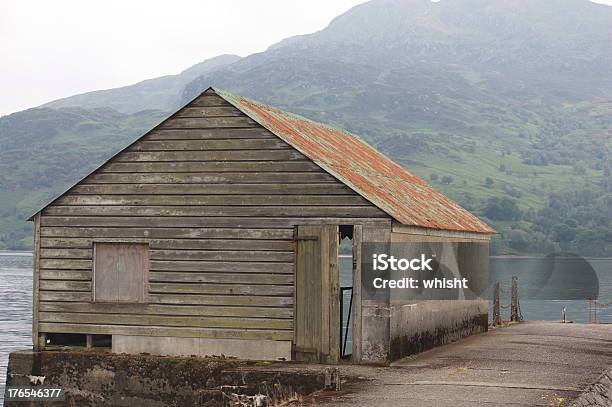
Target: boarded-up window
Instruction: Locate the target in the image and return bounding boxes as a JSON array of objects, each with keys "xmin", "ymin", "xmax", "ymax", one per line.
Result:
[{"xmin": 93, "ymin": 243, "xmax": 148, "ymax": 303}]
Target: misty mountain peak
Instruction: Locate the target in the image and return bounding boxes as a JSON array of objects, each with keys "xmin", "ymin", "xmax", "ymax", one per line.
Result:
[{"xmin": 270, "ymin": 0, "xmax": 612, "ymax": 50}]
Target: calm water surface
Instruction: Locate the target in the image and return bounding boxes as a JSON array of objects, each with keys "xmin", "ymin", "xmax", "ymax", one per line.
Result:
[
  {"xmin": 0, "ymin": 253, "xmax": 32, "ymax": 405},
  {"xmin": 489, "ymin": 257, "xmax": 612, "ymax": 323},
  {"xmin": 0, "ymin": 254, "xmax": 610, "ymax": 401}
]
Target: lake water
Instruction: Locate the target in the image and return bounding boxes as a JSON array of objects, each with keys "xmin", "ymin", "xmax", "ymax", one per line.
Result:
[
  {"xmin": 0, "ymin": 253, "xmax": 33, "ymax": 405},
  {"xmin": 489, "ymin": 256, "xmax": 612, "ymax": 323},
  {"xmin": 0, "ymin": 253, "xmax": 610, "ymax": 401}
]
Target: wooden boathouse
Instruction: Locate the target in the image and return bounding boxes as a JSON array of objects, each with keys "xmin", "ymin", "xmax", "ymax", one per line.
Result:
[{"xmin": 29, "ymin": 87, "xmax": 495, "ymax": 363}]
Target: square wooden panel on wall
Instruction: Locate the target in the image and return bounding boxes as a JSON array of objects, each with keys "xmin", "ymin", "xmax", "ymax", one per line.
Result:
[{"xmin": 93, "ymin": 242, "xmax": 149, "ymax": 303}]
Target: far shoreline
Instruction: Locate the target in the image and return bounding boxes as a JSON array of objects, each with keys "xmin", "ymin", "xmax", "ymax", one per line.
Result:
[
  {"xmin": 0, "ymin": 250, "xmax": 32, "ymax": 256},
  {"xmin": 491, "ymin": 255, "xmax": 612, "ymax": 260}
]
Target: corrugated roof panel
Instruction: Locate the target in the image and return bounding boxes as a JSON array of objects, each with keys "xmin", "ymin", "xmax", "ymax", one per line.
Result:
[{"xmin": 215, "ymin": 88, "xmax": 494, "ymax": 234}]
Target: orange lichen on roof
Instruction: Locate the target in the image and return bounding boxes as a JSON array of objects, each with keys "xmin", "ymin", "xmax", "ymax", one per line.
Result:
[{"xmin": 216, "ymin": 88, "xmax": 494, "ymax": 234}]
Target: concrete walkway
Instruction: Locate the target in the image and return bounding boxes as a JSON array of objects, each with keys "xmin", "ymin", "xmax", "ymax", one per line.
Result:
[{"xmin": 317, "ymin": 322, "xmax": 612, "ymax": 406}]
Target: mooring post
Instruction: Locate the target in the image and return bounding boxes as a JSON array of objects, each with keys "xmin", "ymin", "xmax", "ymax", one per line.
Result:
[
  {"xmin": 493, "ymin": 281, "xmax": 501, "ymax": 326},
  {"xmin": 510, "ymin": 276, "xmax": 520, "ymax": 322},
  {"xmin": 562, "ymin": 306, "xmax": 566, "ymax": 323}
]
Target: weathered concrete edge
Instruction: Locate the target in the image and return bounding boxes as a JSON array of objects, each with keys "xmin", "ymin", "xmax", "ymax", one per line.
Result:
[
  {"xmin": 4, "ymin": 350, "xmax": 347, "ymax": 406},
  {"xmin": 570, "ymin": 366, "xmax": 612, "ymax": 407}
]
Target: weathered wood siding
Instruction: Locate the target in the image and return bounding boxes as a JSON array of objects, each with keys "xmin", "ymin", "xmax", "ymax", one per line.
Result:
[{"xmin": 37, "ymin": 90, "xmax": 391, "ymax": 343}]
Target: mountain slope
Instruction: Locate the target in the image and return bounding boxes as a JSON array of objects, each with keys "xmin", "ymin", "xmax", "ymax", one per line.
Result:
[
  {"xmin": 181, "ymin": 0, "xmax": 612, "ymax": 255},
  {"xmin": 1, "ymin": 0, "xmax": 611, "ymax": 255},
  {"xmin": 43, "ymin": 54, "xmax": 241, "ymax": 114}
]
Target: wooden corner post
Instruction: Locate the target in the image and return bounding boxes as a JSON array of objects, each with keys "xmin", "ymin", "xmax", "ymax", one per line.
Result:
[{"xmin": 32, "ymin": 213, "xmax": 43, "ymax": 350}]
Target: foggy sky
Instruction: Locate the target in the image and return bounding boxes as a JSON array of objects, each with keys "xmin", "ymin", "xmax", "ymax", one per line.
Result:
[{"xmin": 1, "ymin": 0, "xmax": 611, "ymax": 116}]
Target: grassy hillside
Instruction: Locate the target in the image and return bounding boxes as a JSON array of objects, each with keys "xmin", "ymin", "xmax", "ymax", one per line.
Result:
[{"xmin": 0, "ymin": 107, "xmax": 165, "ymax": 248}]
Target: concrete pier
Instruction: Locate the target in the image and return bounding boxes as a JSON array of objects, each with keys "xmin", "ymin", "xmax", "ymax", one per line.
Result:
[
  {"xmin": 4, "ymin": 322, "xmax": 610, "ymax": 406},
  {"xmin": 322, "ymin": 322, "xmax": 612, "ymax": 406}
]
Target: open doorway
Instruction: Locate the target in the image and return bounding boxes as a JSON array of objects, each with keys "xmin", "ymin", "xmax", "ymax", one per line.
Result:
[{"xmin": 339, "ymin": 225, "xmax": 354, "ymax": 359}]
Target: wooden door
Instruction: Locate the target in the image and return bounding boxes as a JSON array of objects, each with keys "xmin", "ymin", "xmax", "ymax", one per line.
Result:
[{"xmin": 294, "ymin": 225, "xmax": 339, "ymax": 363}]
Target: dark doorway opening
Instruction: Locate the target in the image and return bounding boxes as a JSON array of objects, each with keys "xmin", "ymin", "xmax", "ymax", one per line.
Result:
[{"xmin": 339, "ymin": 225, "xmax": 354, "ymax": 359}]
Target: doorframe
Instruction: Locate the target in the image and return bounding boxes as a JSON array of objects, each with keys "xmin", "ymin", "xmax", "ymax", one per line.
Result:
[{"xmin": 351, "ymin": 224, "xmax": 363, "ymax": 363}]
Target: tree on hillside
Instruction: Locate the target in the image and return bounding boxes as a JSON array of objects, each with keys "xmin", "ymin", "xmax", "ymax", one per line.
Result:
[{"xmin": 482, "ymin": 197, "xmax": 522, "ymax": 221}]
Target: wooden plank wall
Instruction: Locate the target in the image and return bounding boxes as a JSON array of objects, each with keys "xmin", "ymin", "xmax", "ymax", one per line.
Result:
[{"xmin": 36, "ymin": 90, "xmax": 391, "ymax": 343}]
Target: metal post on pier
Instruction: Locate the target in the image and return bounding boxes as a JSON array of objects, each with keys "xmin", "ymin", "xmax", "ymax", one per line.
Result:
[{"xmin": 562, "ymin": 306, "xmax": 566, "ymax": 323}]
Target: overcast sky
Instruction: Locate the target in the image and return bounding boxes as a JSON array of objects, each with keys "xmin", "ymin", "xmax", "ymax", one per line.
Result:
[{"xmin": 1, "ymin": 0, "xmax": 611, "ymax": 116}]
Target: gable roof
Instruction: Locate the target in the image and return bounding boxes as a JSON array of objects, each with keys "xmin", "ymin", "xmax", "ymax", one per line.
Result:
[
  {"xmin": 215, "ymin": 88, "xmax": 494, "ymax": 234},
  {"xmin": 29, "ymin": 87, "xmax": 494, "ymax": 234}
]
